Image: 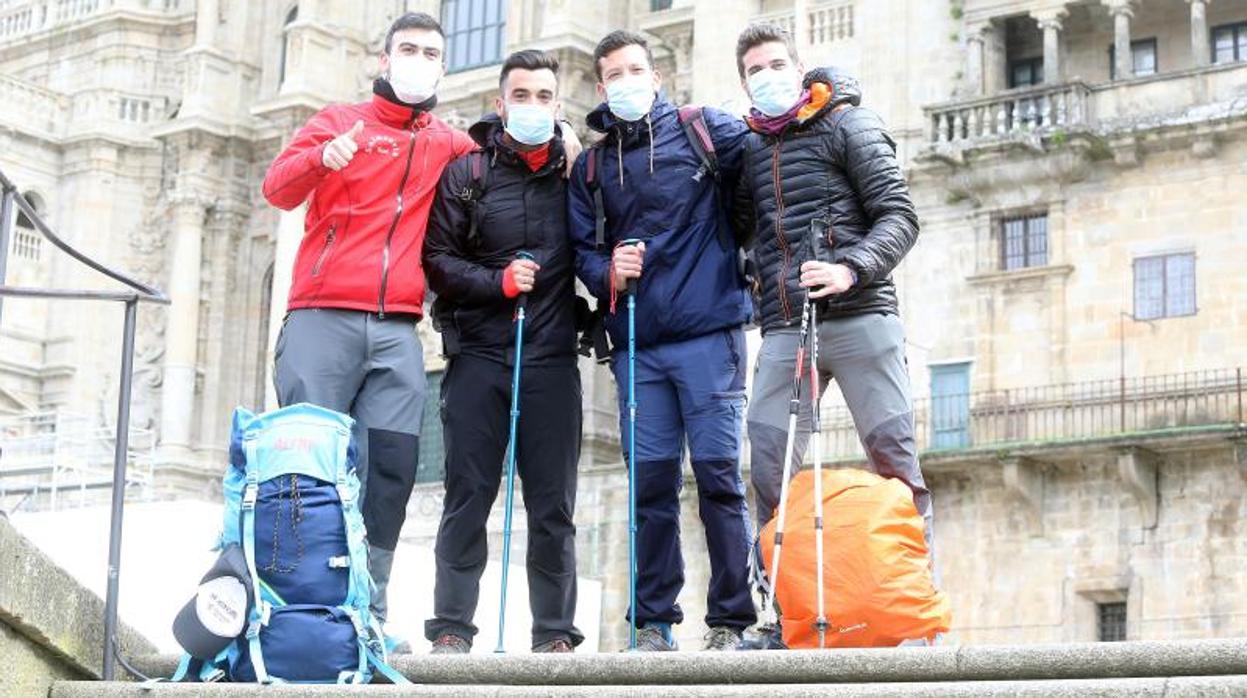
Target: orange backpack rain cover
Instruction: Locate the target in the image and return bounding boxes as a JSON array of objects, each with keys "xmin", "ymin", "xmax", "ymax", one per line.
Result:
[{"xmin": 759, "ymin": 468, "xmax": 951, "ymax": 648}]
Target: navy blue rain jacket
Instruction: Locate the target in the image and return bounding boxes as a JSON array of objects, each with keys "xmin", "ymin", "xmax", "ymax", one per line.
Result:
[{"xmin": 567, "ymin": 94, "xmax": 752, "ymax": 351}]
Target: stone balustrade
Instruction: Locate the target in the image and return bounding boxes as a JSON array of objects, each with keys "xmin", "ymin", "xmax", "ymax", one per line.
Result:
[
  {"xmin": 0, "ymin": 0, "xmax": 191, "ymax": 40},
  {"xmin": 927, "ymin": 81, "xmax": 1092, "ymax": 146},
  {"xmin": 752, "ymin": 0, "xmax": 855, "ymax": 46}
]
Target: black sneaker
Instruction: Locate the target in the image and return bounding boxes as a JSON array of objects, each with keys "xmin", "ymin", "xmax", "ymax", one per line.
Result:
[
  {"xmin": 738, "ymin": 622, "xmax": 787, "ymax": 650},
  {"xmin": 631, "ymin": 624, "xmax": 677, "ymax": 652},
  {"xmin": 429, "ymin": 633, "xmax": 471, "ymax": 655},
  {"xmin": 702, "ymin": 626, "xmax": 743, "ymax": 651},
  {"xmin": 533, "ymin": 637, "xmax": 575, "ymax": 653}
]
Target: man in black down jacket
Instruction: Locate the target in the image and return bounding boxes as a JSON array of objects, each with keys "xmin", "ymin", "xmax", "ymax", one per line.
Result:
[
  {"xmin": 733, "ymin": 26, "xmax": 935, "ymax": 566},
  {"xmin": 422, "ymin": 50, "xmax": 583, "ymax": 654}
]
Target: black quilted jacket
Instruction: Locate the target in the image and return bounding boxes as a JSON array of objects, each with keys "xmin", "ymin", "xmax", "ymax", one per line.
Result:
[{"xmin": 735, "ymin": 68, "xmax": 919, "ymax": 332}]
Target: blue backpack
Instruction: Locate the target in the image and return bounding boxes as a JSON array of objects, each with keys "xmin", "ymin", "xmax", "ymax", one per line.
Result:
[{"xmin": 170, "ymin": 404, "xmax": 406, "ymax": 684}]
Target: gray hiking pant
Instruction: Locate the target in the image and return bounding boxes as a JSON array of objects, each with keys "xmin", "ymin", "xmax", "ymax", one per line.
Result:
[
  {"xmin": 747, "ymin": 312, "xmax": 935, "ymax": 562},
  {"xmin": 273, "ymin": 308, "xmax": 426, "ymax": 622}
]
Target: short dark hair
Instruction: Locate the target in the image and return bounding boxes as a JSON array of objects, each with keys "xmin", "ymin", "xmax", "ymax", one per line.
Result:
[
  {"xmin": 384, "ymin": 12, "xmax": 444, "ymax": 54},
  {"xmin": 499, "ymin": 49, "xmax": 560, "ymax": 88},
  {"xmin": 593, "ymin": 30, "xmax": 655, "ymax": 81},
  {"xmin": 735, "ymin": 23, "xmax": 800, "ymax": 79}
]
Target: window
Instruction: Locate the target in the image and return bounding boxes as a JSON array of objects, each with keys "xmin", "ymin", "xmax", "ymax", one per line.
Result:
[
  {"xmin": 1212, "ymin": 22, "xmax": 1247, "ymax": 64},
  {"xmin": 650, "ymin": 0, "xmax": 674, "ymax": 10},
  {"xmin": 10, "ymin": 191, "xmax": 44, "ymax": 262},
  {"xmin": 1109, "ymin": 38, "xmax": 1157, "ymax": 79},
  {"xmin": 999, "ymin": 213, "xmax": 1048, "ymax": 270},
  {"xmin": 278, "ymin": 5, "xmax": 298, "ymax": 86},
  {"xmin": 417, "ymin": 370, "xmax": 446, "ymax": 484},
  {"xmin": 1097, "ymin": 602, "xmax": 1127, "ymax": 642},
  {"xmin": 1008, "ymin": 58, "xmax": 1043, "ymax": 88},
  {"xmin": 1134, "ymin": 253, "xmax": 1196, "ymax": 320},
  {"xmin": 441, "ymin": 0, "xmax": 507, "ymax": 73},
  {"xmin": 930, "ymin": 363, "xmax": 971, "ymax": 450}
]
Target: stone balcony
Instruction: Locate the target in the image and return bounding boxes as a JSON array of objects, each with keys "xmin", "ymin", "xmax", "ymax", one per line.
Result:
[
  {"xmin": 0, "ymin": 0, "xmax": 194, "ymax": 43},
  {"xmin": 0, "ymin": 74, "xmax": 170, "ymax": 144},
  {"xmin": 919, "ymin": 60, "xmax": 1247, "ymax": 165},
  {"xmin": 752, "ymin": 0, "xmax": 855, "ymax": 47}
]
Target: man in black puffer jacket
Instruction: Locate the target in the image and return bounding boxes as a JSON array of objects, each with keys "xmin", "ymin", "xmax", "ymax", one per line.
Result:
[
  {"xmin": 422, "ymin": 50, "xmax": 583, "ymax": 654},
  {"xmin": 733, "ymin": 25, "xmax": 935, "ymax": 564}
]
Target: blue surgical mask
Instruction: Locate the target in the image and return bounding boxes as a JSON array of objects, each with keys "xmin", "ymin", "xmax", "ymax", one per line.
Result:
[
  {"xmin": 504, "ymin": 103, "xmax": 555, "ymax": 146},
  {"xmin": 748, "ymin": 68, "xmax": 803, "ymax": 117},
  {"xmin": 605, "ymin": 74, "xmax": 656, "ymax": 123}
]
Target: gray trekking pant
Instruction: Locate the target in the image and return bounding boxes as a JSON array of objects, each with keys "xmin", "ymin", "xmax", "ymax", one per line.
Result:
[
  {"xmin": 273, "ymin": 308, "xmax": 426, "ymax": 622},
  {"xmin": 747, "ymin": 312, "xmax": 935, "ymax": 562}
]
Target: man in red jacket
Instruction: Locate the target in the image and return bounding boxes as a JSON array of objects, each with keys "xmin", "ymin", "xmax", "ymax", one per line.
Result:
[{"xmin": 262, "ymin": 12, "xmax": 578, "ymax": 649}]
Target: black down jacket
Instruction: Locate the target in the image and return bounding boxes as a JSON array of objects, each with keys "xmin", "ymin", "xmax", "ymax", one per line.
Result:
[
  {"xmin": 735, "ymin": 68, "xmax": 919, "ymax": 332},
  {"xmin": 424, "ymin": 113, "xmax": 579, "ymax": 366}
]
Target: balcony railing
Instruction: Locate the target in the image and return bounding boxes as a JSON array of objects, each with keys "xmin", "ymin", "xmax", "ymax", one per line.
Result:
[
  {"xmin": 753, "ymin": 0, "xmax": 854, "ymax": 46},
  {"xmin": 817, "ymin": 368, "xmax": 1245, "ymax": 463},
  {"xmin": 925, "ymin": 61, "xmax": 1247, "ymax": 148},
  {"xmin": 929, "ymin": 81, "xmax": 1091, "ymax": 146},
  {"xmin": 0, "ymin": 0, "xmax": 193, "ymax": 41}
]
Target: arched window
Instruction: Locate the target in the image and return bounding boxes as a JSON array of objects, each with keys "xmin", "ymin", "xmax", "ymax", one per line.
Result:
[
  {"xmin": 278, "ymin": 4, "xmax": 299, "ymax": 87},
  {"xmin": 11, "ymin": 191, "xmax": 44, "ymax": 262}
]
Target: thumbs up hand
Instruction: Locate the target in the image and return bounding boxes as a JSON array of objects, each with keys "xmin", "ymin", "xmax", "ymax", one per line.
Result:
[{"xmin": 322, "ymin": 120, "xmax": 365, "ymax": 171}]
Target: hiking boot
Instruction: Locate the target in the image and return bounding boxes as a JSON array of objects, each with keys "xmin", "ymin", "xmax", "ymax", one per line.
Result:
[
  {"xmin": 533, "ymin": 637, "xmax": 575, "ymax": 653},
  {"xmin": 430, "ymin": 633, "xmax": 470, "ymax": 655},
  {"xmin": 738, "ymin": 622, "xmax": 787, "ymax": 650},
  {"xmin": 702, "ymin": 626, "xmax": 743, "ymax": 651},
  {"xmin": 631, "ymin": 623, "xmax": 678, "ymax": 652}
]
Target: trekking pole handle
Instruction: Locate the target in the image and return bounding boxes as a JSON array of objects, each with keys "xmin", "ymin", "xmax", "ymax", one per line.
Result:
[
  {"xmin": 515, "ymin": 251, "xmax": 534, "ymax": 311},
  {"xmin": 620, "ymin": 238, "xmax": 643, "ymax": 295}
]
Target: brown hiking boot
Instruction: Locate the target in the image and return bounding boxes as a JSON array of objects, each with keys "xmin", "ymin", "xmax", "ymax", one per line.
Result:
[
  {"xmin": 430, "ymin": 633, "xmax": 470, "ymax": 655},
  {"xmin": 533, "ymin": 637, "xmax": 575, "ymax": 653}
]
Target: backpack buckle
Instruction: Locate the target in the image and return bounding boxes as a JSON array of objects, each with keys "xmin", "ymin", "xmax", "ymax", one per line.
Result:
[{"xmin": 242, "ymin": 484, "xmax": 258, "ymax": 510}]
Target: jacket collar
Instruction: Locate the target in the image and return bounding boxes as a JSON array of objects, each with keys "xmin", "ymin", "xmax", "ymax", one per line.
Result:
[
  {"xmin": 585, "ymin": 91, "xmax": 676, "ymax": 146},
  {"xmin": 468, "ymin": 113, "xmax": 567, "ymax": 178},
  {"xmin": 370, "ymin": 78, "xmax": 437, "ymax": 129}
]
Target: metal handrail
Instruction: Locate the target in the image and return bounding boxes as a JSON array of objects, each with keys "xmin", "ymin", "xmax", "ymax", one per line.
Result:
[{"xmin": 0, "ymin": 166, "xmax": 169, "ymax": 681}]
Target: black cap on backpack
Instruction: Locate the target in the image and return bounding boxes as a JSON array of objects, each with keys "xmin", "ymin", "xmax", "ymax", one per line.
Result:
[{"xmin": 173, "ymin": 543, "xmax": 255, "ymax": 660}]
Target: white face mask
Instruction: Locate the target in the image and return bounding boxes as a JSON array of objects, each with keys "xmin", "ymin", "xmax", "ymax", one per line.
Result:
[
  {"xmin": 388, "ymin": 54, "xmax": 441, "ymax": 104},
  {"xmin": 605, "ymin": 73, "xmax": 656, "ymax": 123},
  {"xmin": 747, "ymin": 67, "xmax": 803, "ymax": 117}
]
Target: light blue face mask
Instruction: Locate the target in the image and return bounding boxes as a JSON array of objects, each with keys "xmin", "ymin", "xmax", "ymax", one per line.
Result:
[
  {"xmin": 605, "ymin": 74, "xmax": 656, "ymax": 123},
  {"xmin": 504, "ymin": 103, "xmax": 555, "ymax": 146},
  {"xmin": 748, "ymin": 68, "xmax": 803, "ymax": 117}
]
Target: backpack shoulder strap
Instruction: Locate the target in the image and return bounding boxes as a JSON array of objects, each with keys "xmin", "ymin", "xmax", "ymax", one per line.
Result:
[
  {"xmin": 584, "ymin": 144, "xmax": 608, "ymax": 251},
  {"xmin": 459, "ymin": 151, "xmax": 490, "ymax": 250},
  {"xmin": 678, "ymin": 105, "xmax": 718, "ymax": 182}
]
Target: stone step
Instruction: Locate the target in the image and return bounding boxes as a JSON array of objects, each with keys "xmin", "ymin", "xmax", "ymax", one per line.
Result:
[
  {"xmin": 46, "ymin": 676, "xmax": 1247, "ymax": 697},
  {"xmin": 125, "ymin": 638, "xmax": 1247, "ymax": 686}
]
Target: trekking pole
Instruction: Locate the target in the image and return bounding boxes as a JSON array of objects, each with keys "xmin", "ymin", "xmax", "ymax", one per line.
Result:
[
  {"xmin": 496, "ymin": 251, "xmax": 534, "ymax": 653},
  {"xmin": 765, "ymin": 254, "xmax": 815, "ymax": 623},
  {"xmin": 806, "ymin": 226, "xmax": 829, "ymax": 649},
  {"xmin": 621, "ymin": 237, "xmax": 642, "ymax": 651}
]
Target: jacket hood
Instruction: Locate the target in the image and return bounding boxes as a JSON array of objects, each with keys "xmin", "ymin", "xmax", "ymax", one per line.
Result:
[{"xmin": 798, "ymin": 66, "xmax": 861, "ymax": 123}]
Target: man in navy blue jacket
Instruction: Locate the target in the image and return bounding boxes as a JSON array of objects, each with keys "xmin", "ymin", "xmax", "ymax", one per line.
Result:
[{"xmin": 567, "ymin": 30, "xmax": 755, "ymax": 651}]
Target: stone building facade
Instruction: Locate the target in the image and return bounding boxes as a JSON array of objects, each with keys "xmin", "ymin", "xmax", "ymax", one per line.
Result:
[{"xmin": 1, "ymin": 0, "xmax": 1245, "ymax": 651}]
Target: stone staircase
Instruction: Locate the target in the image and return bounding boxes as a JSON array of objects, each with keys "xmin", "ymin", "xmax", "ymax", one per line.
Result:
[{"xmin": 46, "ymin": 638, "xmax": 1247, "ymax": 696}]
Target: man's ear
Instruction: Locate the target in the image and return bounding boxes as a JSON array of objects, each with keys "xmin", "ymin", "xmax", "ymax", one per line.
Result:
[
  {"xmin": 595, "ymin": 82, "xmax": 606, "ymax": 101},
  {"xmin": 495, "ymin": 96, "xmax": 506, "ymax": 120},
  {"xmin": 378, "ymin": 51, "xmax": 390, "ymax": 77},
  {"xmin": 651, "ymin": 68, "xmax": 663, "ymax": 92}
]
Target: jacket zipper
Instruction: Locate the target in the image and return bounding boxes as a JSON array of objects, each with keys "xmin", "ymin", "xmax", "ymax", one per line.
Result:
[
  {"xmin": 310, "ymin": 224, "xmax": 336, "ymax": 276},
  {"xmin": 377, "ymin": 125, "xmax": 419, "ymax": 318},
  {"xmin": 771, "ymin": 132, "xmax": 792, "ymax": 323}
]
